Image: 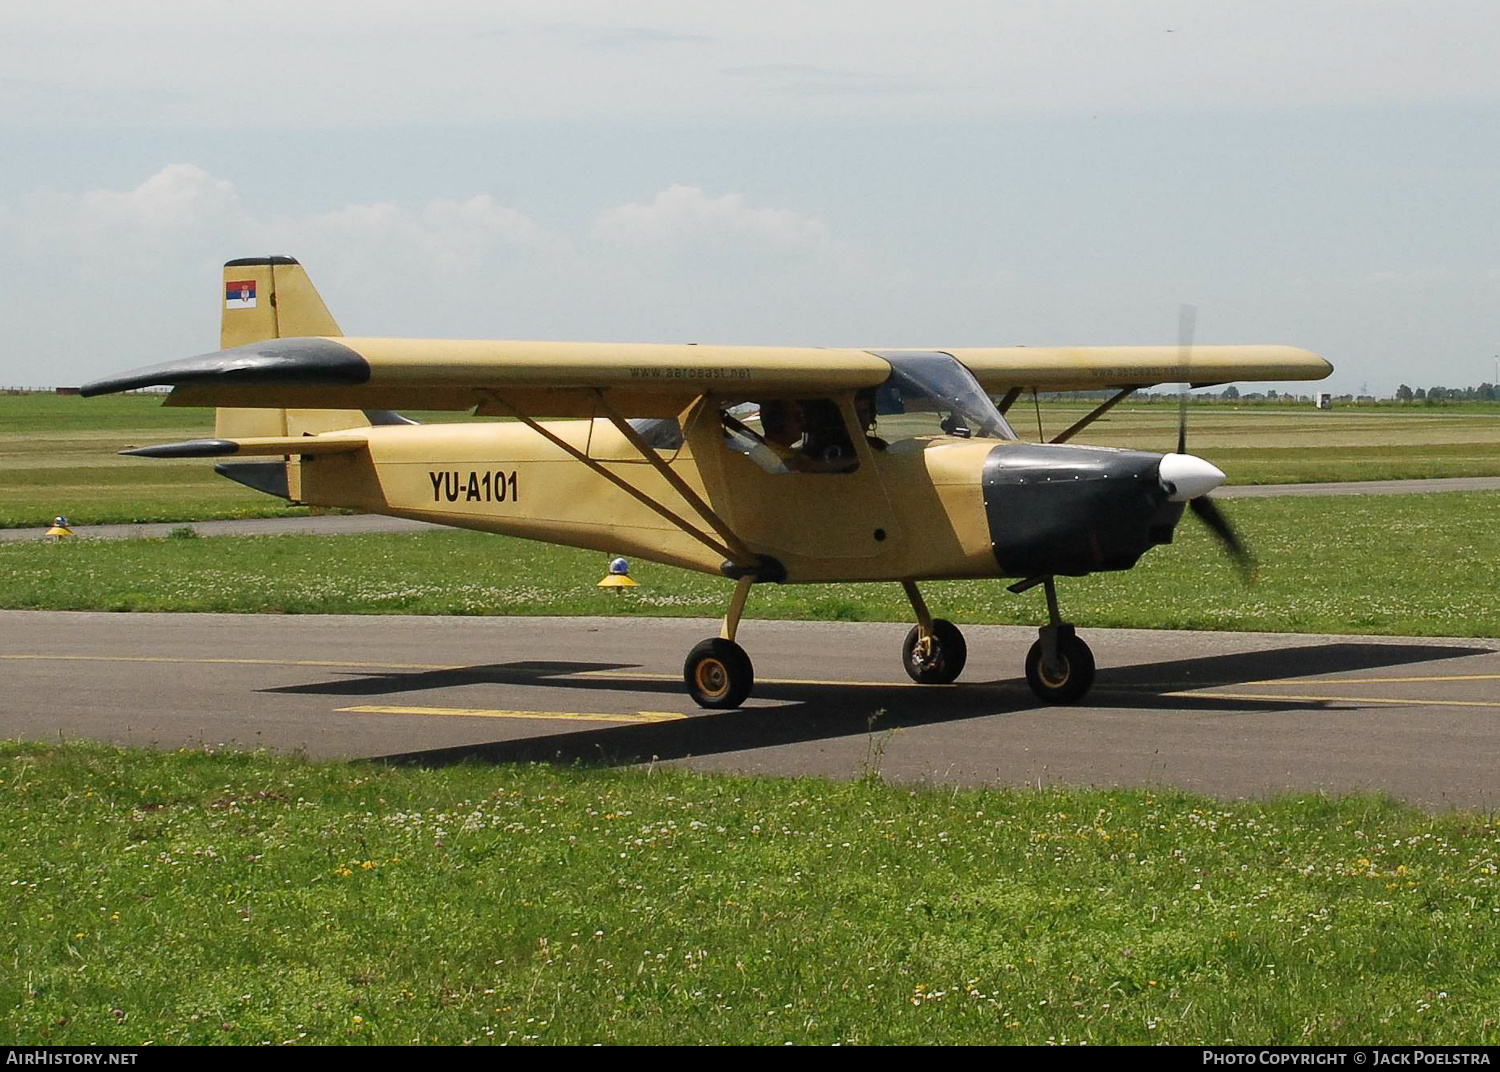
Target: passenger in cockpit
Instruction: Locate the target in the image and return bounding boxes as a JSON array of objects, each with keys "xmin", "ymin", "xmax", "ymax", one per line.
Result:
[{"xmin": 799, "ymin": 399, "xmax": 859, "ymax": 472}]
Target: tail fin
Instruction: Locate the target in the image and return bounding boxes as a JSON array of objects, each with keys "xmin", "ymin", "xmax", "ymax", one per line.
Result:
[{"xmin": 214, "ymin": 256, "xmax": 370, "ymax": 440}]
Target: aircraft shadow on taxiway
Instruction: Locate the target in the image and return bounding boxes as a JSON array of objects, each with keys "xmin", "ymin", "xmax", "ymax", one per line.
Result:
[{"xmin": 259, "ymin": 641, "xmax": 1490, "ymax": 769}]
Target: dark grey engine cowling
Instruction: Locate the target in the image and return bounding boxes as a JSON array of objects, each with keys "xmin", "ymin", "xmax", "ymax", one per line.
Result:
[{"xmin": 983, "ymin": 444, "xmax": 1184, "ymax": 577}]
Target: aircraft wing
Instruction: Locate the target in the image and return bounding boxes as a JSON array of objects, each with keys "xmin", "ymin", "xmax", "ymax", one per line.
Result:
[
  {"xmin": 80, "ymin": 337, "xmax": 892, "ymax": 418},
  {"xmin": 944, "ymin": 345, "xmax": 1331, "ymax": 391},
  {"xmin": 81, "ymin": 337, "xmax": 1331, "ymax": 417}
]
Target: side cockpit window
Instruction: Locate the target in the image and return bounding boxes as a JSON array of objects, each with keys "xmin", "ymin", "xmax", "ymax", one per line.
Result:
[
  {"xmin": 721, "ymin": 398, "xmax": 861, "ymax": 474},
  {"xmin": 627, "ymin": 417, "xmax": 684, "ymax": 450}
]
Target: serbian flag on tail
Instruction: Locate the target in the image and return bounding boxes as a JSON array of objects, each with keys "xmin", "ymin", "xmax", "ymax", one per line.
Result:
[{"xmin": 225, "ymin": 279, "xmax": 257, "ymax": 309}]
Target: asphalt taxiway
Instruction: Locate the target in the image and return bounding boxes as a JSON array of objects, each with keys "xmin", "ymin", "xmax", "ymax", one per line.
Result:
[{"xmin": 5, "ymin": 610, "xmax": 1498, "ymax": 810}]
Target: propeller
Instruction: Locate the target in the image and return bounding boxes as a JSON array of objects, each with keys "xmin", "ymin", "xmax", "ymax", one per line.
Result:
[{"xmin": 1166, "ymin": 302, "xmax": 1256, "ymax": 583}]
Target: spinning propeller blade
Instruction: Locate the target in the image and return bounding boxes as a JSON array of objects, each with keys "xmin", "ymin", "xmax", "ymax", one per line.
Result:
[
  {"xmin": 1176, "ymin": 303, "xmax": 1196, "ymax": 456},
  {"xmin": 1189, "ymin": 495, "xmax": 1255, "ymax": 582},
  {"xmin": 1170, "ymin": 303, "xmax": 1254, "ymax": 582}
]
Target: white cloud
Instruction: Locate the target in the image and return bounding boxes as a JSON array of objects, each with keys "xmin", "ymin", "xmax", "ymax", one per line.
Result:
[
  {"xmin": 14, "ymin": 164, "xmax": 239, "ymax": 258},
  {"xmin": 0, "ymin": 166, "xmax": 884, "ymax": 381},
  {"xmin": 74, "ymin": 164, "xmax": 238, "ymax": 232},
  {"xmin": 592, "ymin": 184, "xmax": 838, "ymax": 254}
]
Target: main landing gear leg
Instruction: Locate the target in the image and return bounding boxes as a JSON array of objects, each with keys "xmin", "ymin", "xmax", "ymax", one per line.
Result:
[
  {"xmin": 1009, "ymin": 576, "xmax": 1095, "ymax": 704},
  {"xmin": 684, "ymin": 574, "xmax": 755, "ymax": 709},
  {"xmin": 899, "ymin": 580, "xmax": 967, "ymax": 685}
]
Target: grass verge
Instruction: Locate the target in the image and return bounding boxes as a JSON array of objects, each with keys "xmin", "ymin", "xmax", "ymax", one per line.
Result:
[
  {"xmin": 4, "ymin": 493, "xmax": 1500, "ymax": 636},
  {"xmin": 4, "ymin": 741, "xmax": 1497, "ymax": 1045}
]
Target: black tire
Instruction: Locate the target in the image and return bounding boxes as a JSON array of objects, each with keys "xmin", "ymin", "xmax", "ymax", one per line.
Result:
[
  {"xmin": 901, "ymin": 619, "xmax": 968, "ymax": 685},
  {"xmin": 684, "ymin": 638, "xmax": 754, "ymax": 709},
  {"xmin": 1024, "ymin": 633, "xmax": 1096, "ymax": 704}
]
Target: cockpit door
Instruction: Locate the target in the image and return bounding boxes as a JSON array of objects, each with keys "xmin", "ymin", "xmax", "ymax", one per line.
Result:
[{"xmin": 690, "ymin": 395, "xmax": 903, "ymax": 564}]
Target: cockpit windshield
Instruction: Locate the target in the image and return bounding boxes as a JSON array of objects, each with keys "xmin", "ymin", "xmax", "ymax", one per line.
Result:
[{"xmin": 872, "ymin": 351, "xmax": 1018, "ymax": 442}]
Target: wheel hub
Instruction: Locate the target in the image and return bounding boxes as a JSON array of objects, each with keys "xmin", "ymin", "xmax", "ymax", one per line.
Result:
[
  {"xmin": 1038, "ymin": 656, "xmax": 1071, "ymax": 689},
  {"xmin": 695, "ymin": 659, "xmax": 729, "ymax": 698}
]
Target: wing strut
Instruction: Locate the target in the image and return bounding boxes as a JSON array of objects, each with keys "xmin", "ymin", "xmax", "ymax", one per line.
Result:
[
  {"xmin": 591, "ymin": 390, "xmax": 756, "ymax": 565},
  {"xmin": 484, "ymin": 393, "xmax": 758, "ymax": 570},
  {"xmin": 1048, "ymin": 386, "xmax": 1142, "ymax": 444}
]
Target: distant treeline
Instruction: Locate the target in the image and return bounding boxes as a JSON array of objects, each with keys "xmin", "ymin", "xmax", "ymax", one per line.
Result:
[
  {"xmin": 1393, "ymin": 383, "xmax": 1498, "ymax": 402},
  {"xmin": 1127, "ymin": 382, "xmax": 1500, "ymax": 404}
]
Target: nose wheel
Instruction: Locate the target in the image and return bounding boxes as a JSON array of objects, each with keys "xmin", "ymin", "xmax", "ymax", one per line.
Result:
[
  {"xmin": 1009, "ymin": 575, "xmax": 1096, "ymax": 704},
  {"xmin": 1024, "ymin": 627, "xmax": 1094, "ymax": 704}
]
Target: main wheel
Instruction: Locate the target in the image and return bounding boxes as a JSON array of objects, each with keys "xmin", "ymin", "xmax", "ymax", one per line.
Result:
[
  {"xmin": 684, "ymin": 638, "xmax": 754, "ymax": 709},
  {"xmin": 901, "ymin": 619, "xmax": 968, "ymax": 685},
  {"xmin": 1024, "ymin": 633, "xmax": 1095, "ymax": 704}
]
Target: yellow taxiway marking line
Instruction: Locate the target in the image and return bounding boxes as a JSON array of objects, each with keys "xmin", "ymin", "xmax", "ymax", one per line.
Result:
[
  {"xmin": 337, "ymin": 704, "xmax": 686, "ymax": 724},
  {"xmin": 1239, "ymin": 673, "xmax": 1500, "ymax": 686},
  {"xmin": 1118, "ymin": 672, "xmax": 1500, "ymax": 691},
  {"xmin": 1172, "ymin": 690, "xmax": 1500, "ymax": 710},
  {"xmin": 4, "ymin": 654, "xmax": 457, "ymax": 671}
]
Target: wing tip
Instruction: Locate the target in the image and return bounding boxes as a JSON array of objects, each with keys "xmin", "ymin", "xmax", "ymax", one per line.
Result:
[
  {"xmin": 80, "ymin": 338, "xmax": 370, "ymax": 397},
  {"xmin": 121, "ymin": 439, "xmax": 239, "ymax": 458}
]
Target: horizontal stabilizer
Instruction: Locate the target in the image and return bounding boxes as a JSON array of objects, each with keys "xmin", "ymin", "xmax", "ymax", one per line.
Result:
[{"xmin": 122, "ymin": 435, "xmax": 368, "ymax": 458}]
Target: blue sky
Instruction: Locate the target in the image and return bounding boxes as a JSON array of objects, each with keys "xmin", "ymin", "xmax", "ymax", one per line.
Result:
[{"xmin": 3, "ymin": 2, "xmax": 1498, "ymax": 394}]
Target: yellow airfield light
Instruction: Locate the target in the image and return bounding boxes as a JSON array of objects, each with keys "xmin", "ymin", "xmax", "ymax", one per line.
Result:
[{"xmin": 599, "ymin": 556, "xmax": 639, "ymax": 590}]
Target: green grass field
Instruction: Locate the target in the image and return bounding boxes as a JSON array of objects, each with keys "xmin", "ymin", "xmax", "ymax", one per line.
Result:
[
  {"xmin": 0, "ymin": 394, "xmax": 499, "ymax": 529},
  {"xmin": 4, "ymin": 493, "xmax": 1499, "ymax": 636},
  {"xmin": 5, "ymin": 741, "xmax": 1498, "ymax": 1046},
  {"xmin": 4, "ymin": 393, "xmax": 1500, "ymax": 528},
  {"xmin": 0, "ymin": 394, "xmax": 305, "ymax": 528}
]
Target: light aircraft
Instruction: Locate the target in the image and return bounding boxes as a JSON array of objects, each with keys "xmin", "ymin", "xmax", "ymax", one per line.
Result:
[{"xmin": 82, "ymin": 257, "xmax": 1331, "ymax": 708}]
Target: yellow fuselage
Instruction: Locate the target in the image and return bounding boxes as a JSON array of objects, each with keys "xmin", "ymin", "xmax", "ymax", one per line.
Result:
[{"xmin": 295, "ymin": 414, "xmax": 999, "ymax": 584}]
